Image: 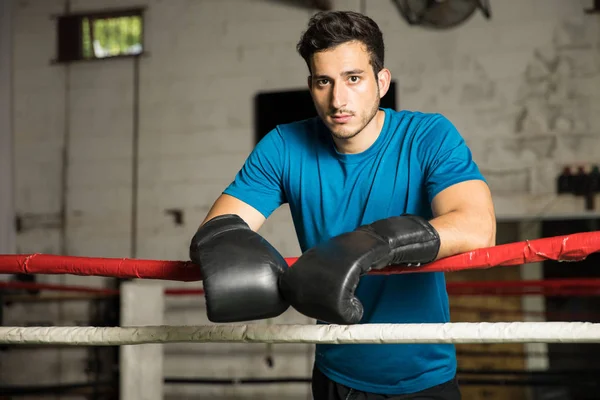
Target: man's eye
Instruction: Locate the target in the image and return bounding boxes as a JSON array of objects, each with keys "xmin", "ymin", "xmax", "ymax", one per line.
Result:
[
  {"xmin": 349, "ymin": 76, "xmax": 360, "ymax": 83},
  {"xmin": 317, "ymin": 79, "xmax": 329, "ymax": 86}
]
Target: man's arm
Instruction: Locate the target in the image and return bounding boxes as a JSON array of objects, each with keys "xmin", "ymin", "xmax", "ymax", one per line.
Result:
[
  {"xmin": 201, "ymin": 194, "xmax": 267, "ymax": 232},
  {"xmin": 429, "ymin": 179, "xmax": 496, "ymax": 260}
]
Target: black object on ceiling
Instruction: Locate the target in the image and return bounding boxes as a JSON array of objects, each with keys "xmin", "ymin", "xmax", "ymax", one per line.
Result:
[{"xmin": 393, "ymin": 0, "xmax": 491, "ymax": 29}]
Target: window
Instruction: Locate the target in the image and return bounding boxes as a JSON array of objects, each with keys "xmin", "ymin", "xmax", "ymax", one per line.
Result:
[{"xmin": 56, "ymin": 8, "xmax": 144, "ymax": 63}]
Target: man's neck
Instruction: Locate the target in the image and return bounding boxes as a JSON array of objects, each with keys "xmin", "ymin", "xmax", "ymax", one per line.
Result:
[{"xmin": 333, "ymin": 109, "xmax": 385, "ymax": 154}]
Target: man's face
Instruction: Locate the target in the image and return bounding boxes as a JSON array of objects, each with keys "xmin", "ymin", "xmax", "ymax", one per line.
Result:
[{"xmin": 308, "ymin": 41, "xmax": 383, "ymax": 141}]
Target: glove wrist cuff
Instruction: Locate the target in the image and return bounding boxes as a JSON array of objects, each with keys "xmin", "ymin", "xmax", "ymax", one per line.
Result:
[
  {"xmin": 191, "ymin": 214, "xmax": 250, "ymax": 251},
  {"xmin": 359, "ymin": 215, "xmax": 440, "ymax": 267}
]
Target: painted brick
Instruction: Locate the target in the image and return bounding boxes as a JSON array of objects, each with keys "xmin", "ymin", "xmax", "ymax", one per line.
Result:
[
  {"xmin": 134, "ymin": 230, "xmax": 190, "ymax": 260},
  {"xmin": 481, "ymin": 167, "xmax": 531, "ymax": 194},
  {"xmin": 15, "ymin": 229, "xmax": 61, "ymax": 255},
  {"xmin": 531, "ymin": 160, "xmax": 560, "ymax": 195},
  {"xmin": 13, "ymin": 87, "xmax": 65, "ymax": 140},
  {"xmin": 138, "ymin": 153, "xmax": 248, "ymax": 185},
  {"xmin": 69, "ymin": 134, "xmax": 134, "ymax": 161},
  {"xmin": 139, "ymin": 129, "xmax": 253, "ymax": 157},
  {"xmin": 69, "ymin": 60, "xmax": 136, "ymax": 91},
  {"xmin": 70, "ymin": 0, "xmax": 149, "ymax": 11},
  {"xmin": 68, "ymin": 159, "xmax": 132, "ymax": 188},
  {"xmin": 65, "ymin": 232, "xmax": 132, "ymax": 257},
  {"xmin": 137, "ymin": 182, "xmax": 226, "ymax": 211},
  {"xmin": 14, "ymin": 164, "xmax": 62, "ymax": 213},
  {"xmin": 68, "ymin": 185, "xmax": 131, "ymax": 218},
  {"xmin": 556, "ymin": 134, "xmax": 600, "ymax": 164}
]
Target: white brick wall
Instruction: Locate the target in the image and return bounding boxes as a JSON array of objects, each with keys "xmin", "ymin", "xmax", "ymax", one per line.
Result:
[{"xmin": 5, "ymin": 0, "xmax": 600, "ymax": 398}]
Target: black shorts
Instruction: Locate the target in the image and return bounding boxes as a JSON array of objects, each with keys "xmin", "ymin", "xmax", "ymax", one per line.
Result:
[{"xmin": 311, "ymin": 365, "xmax": 461, "ymax": 400}]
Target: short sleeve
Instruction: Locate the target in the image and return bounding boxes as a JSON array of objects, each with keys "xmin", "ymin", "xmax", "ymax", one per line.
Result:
[
  {"xmin": 416, "ymin": 114, "xmax": 485, "ymax": 203},
  {"xmin": 223, "ymin": 128, "xmax": 287, "ymax": 218}
]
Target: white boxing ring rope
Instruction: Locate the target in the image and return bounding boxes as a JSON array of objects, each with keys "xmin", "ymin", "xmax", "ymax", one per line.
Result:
[{"xmin": 2, "ymin": 322, "xmax": 600, "ymax": 345}]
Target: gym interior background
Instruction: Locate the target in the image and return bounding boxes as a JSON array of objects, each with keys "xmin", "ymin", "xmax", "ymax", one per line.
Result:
[{"xmin": 1, "ymin": 0, "xmax": 600, "ymax": 399}]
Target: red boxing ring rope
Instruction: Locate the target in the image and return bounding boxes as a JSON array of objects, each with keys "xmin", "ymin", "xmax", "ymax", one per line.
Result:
[{"xmin": 0, "ymin": 231, "xmax": 599, "ymax": 281}]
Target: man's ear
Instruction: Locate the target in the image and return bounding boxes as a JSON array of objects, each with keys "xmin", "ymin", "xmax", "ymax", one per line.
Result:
[{"xmin": 377, "ymin": 68, "xmax": 392, "ymax": 98}]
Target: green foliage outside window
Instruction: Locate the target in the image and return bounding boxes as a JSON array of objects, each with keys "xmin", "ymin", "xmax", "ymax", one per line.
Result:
[{"xmin": 82, "ymin": 15, "xmax": 143, "ymax": 59}]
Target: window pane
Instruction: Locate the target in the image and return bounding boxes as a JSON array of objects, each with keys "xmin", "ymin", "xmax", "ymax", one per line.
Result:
[
  {"xmin": 81, "ymin": 18, "xmax": 93, "ymax": 59},
  {"xmin": 91, "ymin": 14, "xmax": 142, "ymax": 58}
]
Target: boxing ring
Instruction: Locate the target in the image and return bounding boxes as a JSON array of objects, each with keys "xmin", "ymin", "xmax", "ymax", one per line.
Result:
[{"xmin": 2, "ymin": 231, "xmax": 600, "ymax": 398}]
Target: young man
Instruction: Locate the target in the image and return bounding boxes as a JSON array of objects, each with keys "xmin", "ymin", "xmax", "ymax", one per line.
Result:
[{"xmin": 189, "ymin": 11, "xmax": 496, "ymax": 400}]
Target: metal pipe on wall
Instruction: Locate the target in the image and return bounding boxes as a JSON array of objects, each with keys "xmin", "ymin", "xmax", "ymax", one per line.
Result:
[
  {"xmin": 60, "ymin": 0, "xmax": 71, "ymax": 256},
  {"xmin": 0, "ymin": 0, "xmax": 15, "ymax": 256},
  {"xmin": 131, "ymin": 55, "xmax": 140, "ymax": 259},
  {"xmin": 58, "ymin": 1, "xmax": 72, "ymax": 389}
]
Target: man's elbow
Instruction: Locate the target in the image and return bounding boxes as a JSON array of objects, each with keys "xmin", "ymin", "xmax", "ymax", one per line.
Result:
[
  {"xmin": 479, "ymin": 211, "xmax": 496, "ymax": 249},
  {"xmin": 464, "ymin": 209, "xmax": 495, "ymax": 250},
  {"xmin": 482, "ymin": 228, "xmax": 496, "ymax": 248}
]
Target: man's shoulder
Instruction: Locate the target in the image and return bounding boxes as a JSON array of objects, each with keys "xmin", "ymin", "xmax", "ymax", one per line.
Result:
[
  {"xmin": 385, "ymin": 108, "xmax": 447, "ymax": 127},
  {"xmin": 269, "ymin": 116, "xmax": 324, "ymax": 147},
  {"xmin": 276, "ymin": 116, "xmax": 322, "ymax": 135},
  {"xmin": 385, "ymin": 109, "xmax": 456, "ymax": 143}
]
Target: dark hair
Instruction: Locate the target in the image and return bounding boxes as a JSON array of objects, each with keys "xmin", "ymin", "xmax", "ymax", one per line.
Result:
[{"xmin": 297, "ymin": 11, "xmax": 385, "ymax": 76}]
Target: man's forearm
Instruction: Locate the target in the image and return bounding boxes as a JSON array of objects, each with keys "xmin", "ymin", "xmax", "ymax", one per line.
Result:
[{"xmin": 429, "ymin": 209, "xmax": 496, "ymax": 260}]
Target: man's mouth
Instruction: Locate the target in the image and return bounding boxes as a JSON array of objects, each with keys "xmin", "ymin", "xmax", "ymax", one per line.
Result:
[{"xmin": 330, "ymin": 114, "xmax": 353, "ymax": 123}]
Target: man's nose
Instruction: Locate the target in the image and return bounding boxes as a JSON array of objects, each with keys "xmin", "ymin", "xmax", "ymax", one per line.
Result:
[{"xmin": 330, "ymin": 83, "xmax": 348, "ymax": 110}]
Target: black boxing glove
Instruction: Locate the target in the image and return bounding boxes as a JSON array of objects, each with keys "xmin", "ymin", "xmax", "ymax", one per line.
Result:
[
  {"xmin": 278, "ymin": 215, "xmax": 440, "ymax": 324},
  {"xmin": 190, "ymin": 214, "xmax": 289, "ymax": 322}
]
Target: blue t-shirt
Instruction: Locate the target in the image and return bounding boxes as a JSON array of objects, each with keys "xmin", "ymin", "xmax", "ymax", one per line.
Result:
[{"xmin": 223, "ymin": 108, "xmax": 485, "ymax": 394}]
